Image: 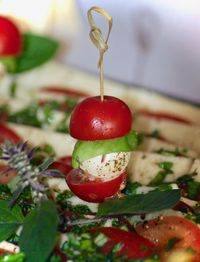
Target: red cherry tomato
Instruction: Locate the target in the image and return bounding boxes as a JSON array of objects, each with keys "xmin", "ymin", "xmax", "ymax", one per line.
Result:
[
  {"xmin": 70, "ymin": 96, "xmax": 132, "ymax": 140},
  {"xmin": 136, "ymin": 216, "xmax": 200, "ymax": 256},
  {"xmin": 0, "ymin": 164, "xmax": 16, "ymax": 185},
  {"xmin": 49, "ymin": 156, "xmax": 72, "ymax": 176},
  {"xmin": 139, "ymin": 110, "xmax": 191, "ymax": 124},
  {"xmin": 66, "ymin": 169, "xmax": 126, "ymax": 202},
  {"xmin": 40, "ymin": 86, "xmax": 88, "ymax": 98},
  {"xmin": 90, "ymin": 227, "xmax": 155, "ymax": 259},
  {"xmin": 0, "ymin": 16, "xmax": 22, "ymax": 56},
  {"xmin": 0, "ymin": 123, "xmax": 21, "ymax": 144}
]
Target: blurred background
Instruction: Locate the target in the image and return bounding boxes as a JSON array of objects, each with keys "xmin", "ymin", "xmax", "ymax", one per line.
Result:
[{"xmin": 0, "ymin": 0, "xmax": 200, "ymax": 103}]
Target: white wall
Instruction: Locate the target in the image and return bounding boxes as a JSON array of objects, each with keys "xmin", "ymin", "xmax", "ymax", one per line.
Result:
[{"xmin": 63, "ymin": 0, "xmax": 200, "ymax": 103}]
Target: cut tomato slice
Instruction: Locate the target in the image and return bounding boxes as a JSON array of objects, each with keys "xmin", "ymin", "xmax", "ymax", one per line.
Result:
[
  {"xmin": 0, "ymin": 164, "xmax": 16, "ymax": 185},
  {"xmin": 66, "ymin": 169, "xmax": 126, "ymax": 202},
  {"xmin": 90, "ymin": 227, "xmax": 155, "ymax": 259},
  {"xmin": 139, "ymin": 110, "xmax": 191, "ymax": 124},
  {"xmin": 40, "ymin": 86, "xmax": 88, "ymax": 98},
  {"xmin": 0, "ymin": 123, "xmax": 21, "ymax": 144},
  {"xmin": 136, "ymin": 216, "xmax": 200, "ymax": 256},
  {"xmin": 0, "ymin": 16, "xmax": 22, "ymax": 56}
]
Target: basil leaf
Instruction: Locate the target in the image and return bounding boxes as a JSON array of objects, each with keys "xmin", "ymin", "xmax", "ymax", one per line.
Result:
[
  {"xmin": 0, "ymin": 200, "xmax": 24, "ymax": 241},
  {"xmin": 97, "ymin": 189, "xmax": 181, "ymax": 217},
  {"xmin": 19, "ymin": 200, "xmax": 58, "ymax": 262},
  {"xmin": 0, "ymin": 253, "xmax": 25, "ymax": 262},
  {"xmin": 14, "ymin": 33, "xmax": 58, "ymax": 73},
  {"xmin": 72, "ymin": 130, "xmax": 139, "ymax": 168}
]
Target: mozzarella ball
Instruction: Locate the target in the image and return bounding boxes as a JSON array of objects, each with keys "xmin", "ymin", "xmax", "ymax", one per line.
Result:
[{"xmin": 80, "ymin": 152, "xmax": 131, "ymax": 180}]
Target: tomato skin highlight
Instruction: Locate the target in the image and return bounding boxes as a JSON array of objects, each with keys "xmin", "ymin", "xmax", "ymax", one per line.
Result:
[
  {"xmin": 69, "ymin": 96, "xmax": 132, "ymax": 141},
  {"xmin": 66, "ymin": 169, "xmax": 126, "ymax": 202},
  {"xmin": 0, "ymin": 123, "xmax": 21, "ymax": 144},
  {"xmin": 0, "ymin": 16, "xmax": 22, "ymax": 56},
  {"xmin": 90, "ymin": 227, "xmax": 156, "ymax": 259},
  {"xmin": 136, "ymin": 216, "xmax": 200, "ymax": 255}
]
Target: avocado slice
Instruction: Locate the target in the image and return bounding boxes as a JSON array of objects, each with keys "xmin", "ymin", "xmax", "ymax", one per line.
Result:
[{"xmin": 72, "ymin": 130, "xmax": 139, "ymax": 168}]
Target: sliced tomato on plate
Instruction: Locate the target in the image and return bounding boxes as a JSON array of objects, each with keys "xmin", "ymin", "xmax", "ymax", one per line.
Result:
[
  {"xmin": 0, "ymin": 164, "xmax": 16, "ymax": 185},
  {"xmin": 40, "ymin": 86, "xmax": 88, "ymax": 98},
  {"xmin": 90, "ymin": 227, "xmax": 155, "ymax": 259},
  {"xmin": 49, "ymin": 156, "xmax": 72, "ymax": 177},
  {"xmin": 0, "ymin": 123, "xmax": 21, "ymax": 144},
  {"xmin": 136, "ymin": 216, "xmax": 200, "ymax": 257},
  {"xmin": 138, "ymin": 110, "xmax": 191, "ymax": 124},
  {"xmin": 66, "ymin": 169, "xmax": 126, "ymax": 202}
]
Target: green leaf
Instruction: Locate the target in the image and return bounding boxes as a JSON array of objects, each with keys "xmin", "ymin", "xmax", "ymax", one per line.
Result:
[
  {"xmin": 97, "ymin": 189, "xmax": 181, "ymax": 217},
  {"xmin": 72, "ymin": 130, "xmax": 139, "ymax": 168},
  {"xmin": 13, "ymin": 33, "xmax": 58, "ymax": 73},
  {"xmin": 0, "ymin": 253, "xmax": 25, "ymax": 262},
  {"xmin": 19, "ymin": 200, "xmax": 58, "ymax": 262},
  {"xmin": 0, "ymin": 200, "xmax": 24, "ymax": 241}
]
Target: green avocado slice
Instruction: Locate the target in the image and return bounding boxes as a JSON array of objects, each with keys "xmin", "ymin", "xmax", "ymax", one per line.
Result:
[{"xmin": 72, "ymin": 130, "xmax": 139, "ymax": 168}]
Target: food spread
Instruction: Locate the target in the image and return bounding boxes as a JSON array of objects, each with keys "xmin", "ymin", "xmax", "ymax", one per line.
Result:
[{"xmin": 0, "ymin": 9, "xmax": 199, "ymax": 262}]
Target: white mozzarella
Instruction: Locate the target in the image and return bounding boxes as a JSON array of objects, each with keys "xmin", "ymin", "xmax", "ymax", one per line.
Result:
[
  {"xmin": 80, "ymin": 152, "xmax": 131, "ymax": 180},
  {"xmin": 0, "ymin": 241, "xmax": 19, "ymax": 253}
]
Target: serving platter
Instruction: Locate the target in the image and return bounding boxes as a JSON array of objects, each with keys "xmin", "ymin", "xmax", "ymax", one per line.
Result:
[{"xmin": 0, "ymin": 60, "xmax": 200, "ymax": 261}]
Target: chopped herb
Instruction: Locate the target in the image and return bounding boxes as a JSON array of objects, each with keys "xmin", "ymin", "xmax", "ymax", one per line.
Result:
[
  {"xmin": 186, "ymin": 204, "xmax": 200, "ymax": 224},
  {"xmin": 165, "ymin": 238, "xmax": 180, "ymax": 251},
  {"xmin": 56, "ymin": 112, "xmax": 71, "ymax": 133},
  {"xmin": 156, "ymin": 148, "xmax": 188, "ymax": 157},
  {"xmin": 148, "ymin": 130, "xmax": 160, "ymax": 138},
  {"xmin": 0, "ymin": 184, "xmax": 11, "ymax": 200},
  {"xmin": 176, "ymin": 172, "xmax": 199, "ymax": 200},
  {"xmin": 148, "ymin": 162, "xmax": 173, "ymax": 186},
  {"xmin": 56, "ymin": 190, "xmax": 74, "ymax": 203},
  {"xmin": 61, "ymin": 232, "xmax": 127, "ymax": 262},
  {"xmin": 8, "ymin": 102, "xmax": 57, "ymax": 129},
  {"xmin": 122, "ymin": 181, "xmax": 142, "ymax": 196},
  {"xmin": 9, "ymin": 81, "xmax": 18, "ymax": 98}
]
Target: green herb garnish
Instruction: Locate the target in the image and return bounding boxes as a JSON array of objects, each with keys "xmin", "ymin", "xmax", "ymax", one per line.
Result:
[{"xmin": 148, "ymin": 162, "xmax": 173, "ymax": 186}]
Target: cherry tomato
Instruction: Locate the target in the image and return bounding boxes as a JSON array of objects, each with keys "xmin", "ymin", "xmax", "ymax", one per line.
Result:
[
  {"xmin": 49, "ymin": 156, "xmax": 72, "ymax": 176},
  {"xmin": 66, "ymin": 169, "xmax": 126, "ymax": 202},
  {"xmin": 70, "ymin": 96, "xmax": 132, "ymax": 140},
  {"xmin": 0, "ymin": 123, "xmax": 21, "ymax": 144},
  {"xmin": 0, "ymin": 16, "xmax": 22, "ymax": 56},
  {"xmin": 40, "ymin": 86, "xmax": 88, "ymax": 98},
  {"xmin": 136, "ymin": 216, "xmax": 200, "ymax": 255},
  {"xmin": 139, "ymin": 110, "xmax": 191, "ymax": 124},
  {"xmin": 0, "ymin": 164, "xmax": 16, "ymax": 185},
  {"xmin": 90, "ymin": 227, "xmax": 155, "ymax": 259}
]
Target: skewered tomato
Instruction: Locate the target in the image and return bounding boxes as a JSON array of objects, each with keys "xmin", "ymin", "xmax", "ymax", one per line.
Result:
[
  {"xmin": 69, "ymin": 96, "xmax": 132, "ymax": 141},
  {"xmin": 66, "ymin": 169, "xmax": 126, "ymax": 202},
  {"xmin": 0, "ymin": 16, "xmax": 22, "ymax": 56}
]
